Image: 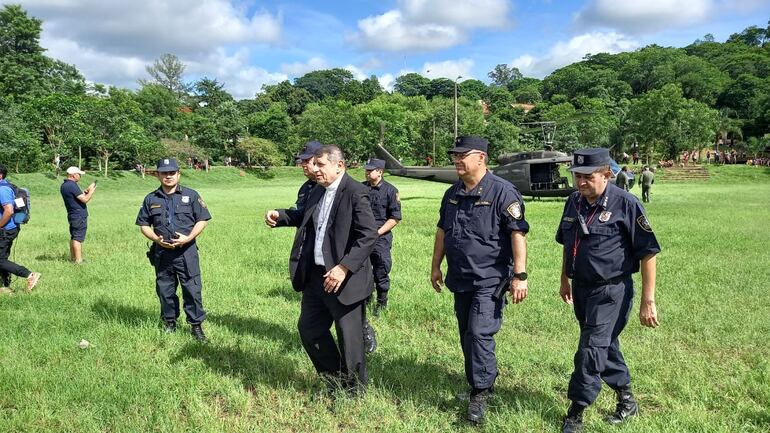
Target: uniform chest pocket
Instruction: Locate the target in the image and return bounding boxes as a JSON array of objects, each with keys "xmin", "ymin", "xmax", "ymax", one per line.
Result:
[
  {"xmin": 590, "ymin": 226, "xmax": 618, "ymax": 236},
  {"xmin": 176, "ymin": 204, "xmax": 195, "ymax": 228},
  {"xmin": 588, "ymin": 225, "xmax": 621, "ymax": 249},
  {"xmin": 441, "ymin": 204, "xmax": 459, "ymax": 232},
  {"xmin": 149, "ymin": 207, "xmax": 164, "ymax": 225},
  {"xmin": 469, "ymin": 203, "xmax": 496, "ymax": 234}
]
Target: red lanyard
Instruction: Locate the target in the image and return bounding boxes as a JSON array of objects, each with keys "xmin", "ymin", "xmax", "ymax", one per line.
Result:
[{"xmin": 572, "ymin": 200, "xmax": 600, "ymax": 266}]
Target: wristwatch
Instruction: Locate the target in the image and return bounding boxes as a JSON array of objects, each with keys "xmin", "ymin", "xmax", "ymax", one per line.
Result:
[{"xmin": 512, "ymin": 272, "xmax": 528, "ymax": 281}]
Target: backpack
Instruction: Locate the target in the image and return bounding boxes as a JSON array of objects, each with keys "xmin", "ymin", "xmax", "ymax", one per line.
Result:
[{"xmin": 2, "ymin": 182, "xmax": 30, "ymax": 224}]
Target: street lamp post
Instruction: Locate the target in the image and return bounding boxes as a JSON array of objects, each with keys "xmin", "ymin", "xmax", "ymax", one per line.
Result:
[{"xmin": 454, "ymin": 75, "xmax": 462, "ymax": 140}]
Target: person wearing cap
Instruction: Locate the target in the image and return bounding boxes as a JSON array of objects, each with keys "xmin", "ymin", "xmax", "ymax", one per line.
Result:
[
  {"xmin": 0, "ymin": 164, "xmax": 41, "ymax": 295},
  {"xmin": 430, "ymin": 135, "xmax": 530, "ymax": 423},
  {"xmin": 136, "ymin": 158, "xmax": 212, "ymax": 342},
  {"xmin": 293, "ymin": 141, "xmax": 322, "ymax": 213},
  {"xmin": 640, "ymin": 166, "xmax": 654, "ymax": 203},
  {"xmin": 556, "ymin": 148, "xmax": 661, "ymax": 433},
  {"xmin": 615, "ymin": 166, "xmax": 629, "ymax": 191},
  {"xmin": 60, "ymin": 166, "xmax": 96, "ymax": 263},
  {"xmin": 359, "ymin": 157, "xmax": 401, "ymax": 354}
]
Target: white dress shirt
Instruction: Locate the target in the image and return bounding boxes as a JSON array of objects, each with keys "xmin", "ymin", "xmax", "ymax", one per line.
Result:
[{"xmin": 314, "ymin": 174, "xmax": 344, "ymax": 266}]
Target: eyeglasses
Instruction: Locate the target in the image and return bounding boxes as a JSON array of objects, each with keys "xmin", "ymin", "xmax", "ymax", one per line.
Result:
[
  {"xmin": 450, "ymin": 151, "xmax": 482, "ymax": 161},
  {"xmin": 160, "ymin": 171, "xmax": 179, "ymax": 176}
]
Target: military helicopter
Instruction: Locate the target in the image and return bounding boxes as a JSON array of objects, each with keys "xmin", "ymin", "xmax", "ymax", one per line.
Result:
[{"xmin": 373, "ymin": 122, "xmax": 576, "ymax": 198}]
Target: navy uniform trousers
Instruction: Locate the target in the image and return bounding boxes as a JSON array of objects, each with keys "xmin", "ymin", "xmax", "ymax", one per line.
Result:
[
  {"xmin": 453, "ymin": 284, "xmax": 504, "ymax": 390},
  {"xmin": 153, "ymin": 244, "xmax": 205, "ymax": 325},
  {"xmin": 568, "ymin": 277, "xmax": 634, "ymax": 406},
  {"xmin": 371, "ymin": 233, "xmax": 393, "ymax": 300}
]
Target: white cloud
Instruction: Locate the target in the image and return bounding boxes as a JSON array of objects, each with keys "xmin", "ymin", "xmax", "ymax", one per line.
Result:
[
  {"xmin": 21, "ymin": 0, "xmax": 285, "ymax": 99},
  {"xmin": 512, "ymin": 32, "xmax": 640, "ymax": 78},
  {"xmin": 280, "ymin": 57, "xmax": 329, "ymax": 77},
  {"xmin": 344, "ymin": 65, "xmax": 369, "ymax": 81},
  {"xmin": 378, "ymin": 73, "xmax": 396, "ymax": 92},
  {"xmin": 400, "ymin": 0, "xmax": 509, "ymax": 29},
  {"xmin": 423, "ymin": 59, "xmax": 475, "ymax": 80},
  {"xmin": 351, "ymin": 0, "xmax": 509, "ymax": 52},
  {"xmin": 574, "ymin": 0, "xmax": 715, "ymax": 34}
]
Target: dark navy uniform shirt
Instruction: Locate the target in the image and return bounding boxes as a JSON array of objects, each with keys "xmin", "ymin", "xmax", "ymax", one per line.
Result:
[
  {"xmin": 60, "ymin": 179, "xmax": 88, "ymax": 219},
  {"xmin": 363, "ymin": 179, "xmax": 401, "ymax": 226},
  {"xmin": 438, "ymin": 171, "xmax": 529, "ymax": 291},
  {"xmin": 135, "ymin": 185, "xmax": 212, "ymax": 242},
  {"xmin": 293, "ymin": 179, "xmax": 317, "ymax": 213},
  {"xmin": 556, "ymin": 182, "xmax": 660, "ymax": 284}
]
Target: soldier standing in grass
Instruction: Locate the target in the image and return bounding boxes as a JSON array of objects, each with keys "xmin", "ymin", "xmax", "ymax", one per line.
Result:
[
  {"xmin": 556, "ymin": 148, "xmax": 660, "ymax": 433},
  {"xmin": 0, "ymin": 164, "xmax": 41, "ymax": 295},
  {"xmin": 430, "ymin": 136, "xmax": 529, "ymax": 424},
  {"xmin": 136, "ymin": 158, "xmax": 211, "ymax": 342},
  {"xmin": 641, "ymin": 166, "xmax": 654, "ymax": 203}
]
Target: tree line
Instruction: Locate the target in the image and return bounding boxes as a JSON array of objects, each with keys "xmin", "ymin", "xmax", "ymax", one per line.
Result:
[{"xmin": 1, "ymin": 4, "xmax": 769, "ymax": 173}]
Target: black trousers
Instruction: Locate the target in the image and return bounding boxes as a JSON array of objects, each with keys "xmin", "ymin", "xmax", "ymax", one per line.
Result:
[
  {"xmin": 153, "ymin": 245, "xmax": 205, "ymax": 325},
  {"xmin": 453, "ymin": 284, "xmax": 504, "ymax": 391},
  {"xmin": 0, "ymin": 228, "xmax": 31, "ymax": 287},
  {"xmin": 568, "ymin": 278, "xmax": 634, "ymax": 406},
  {"xmin": 370, "ymin": 235, "xmax": 392, "ymax": 301},
  {"xmin": 298, "ymin": 265, "xmax": 367, "ymax": 386}
]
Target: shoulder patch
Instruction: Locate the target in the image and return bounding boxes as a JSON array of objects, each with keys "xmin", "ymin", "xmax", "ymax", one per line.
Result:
[
  {"xmin": 198, "ymin": 197, "xmax": 207, "ymax": 209},
  {"xmin": 636, "ymin": 215, "xmax": 653, "ymax": 232},
  {"xmin": 395, "ymin": 192, "xmax": 400, "ymax": 203},
  {"xmin": 448, "ymin": 198, "xmax": 458, "ymax": 205},
  {"xmin": 507, "ymin": 201, "xmax": 522, "ymax": 220}
]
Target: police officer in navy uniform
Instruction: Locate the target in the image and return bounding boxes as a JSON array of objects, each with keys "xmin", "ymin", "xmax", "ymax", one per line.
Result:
[
  {"xmin": 294, "ymin": 141, "xmax": 322, "ymax": 213},
  {"xmin": 556, "ymin": 148, "xmax": 660, "ymax": 433},
  {"xmin": 136, "ymin": 158, "xmax": 212, "ymax": 342},
  {"xmin": 430, "ymin": 136, "xmax": 529, "ymax": 423},
  {"xmin": 363, "ymin": 158, "xmax": 401, "ymax": 316}
]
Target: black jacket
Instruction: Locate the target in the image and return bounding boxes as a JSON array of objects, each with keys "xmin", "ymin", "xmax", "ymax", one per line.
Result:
[{"xmin": 276, "ymin": 173, "xmax": 378, "ymax": 305}]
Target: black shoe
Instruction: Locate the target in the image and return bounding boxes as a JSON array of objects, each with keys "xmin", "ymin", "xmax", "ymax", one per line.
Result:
[
  {"xmin": 363, "ymin": 321, "xmax": 377, "ymax": 354},
  {"xmin": 164, "ymin": 320, "xmax": 177, "ymax": 333},
  {"xmin": 605, "ymin": 388, "xmax": 638, "ymax": 425},
  {"xmin": 372, "ymin": 301, "xmax": 387, "ymax": 317},
  {"xmin": 562, "ymin": 414, "xmax": 584, "ymax": 433},
  {"xmin": 467, "ymin": 389, "xmax": 490, "ymax": 424},
  {"xmin": 191, "ymin": 324, "xmax": 208, "ymax": 343}
]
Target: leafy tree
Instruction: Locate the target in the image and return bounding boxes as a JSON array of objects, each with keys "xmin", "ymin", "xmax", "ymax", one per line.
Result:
[
  {"xmin": 236, "ymin": 137, "xmax": 283, "ymax": 168},
  {"xmin": 488, "ymin": 64, "xmax": 522, "ymax": 87},
  {"xmin": 140, "ymin": 53, "xmax": 190, "ymax": 99},
  {"xmin": 193, "ymin": 77, "xmax": 233, "ymax": 110},
  {"xmin": 23, "ymin": 93, "xmax": 84, "ymax": 175},
  {"xmin": 0, "ymin": 104, "xmax": 43, "ymax": 171},
  {"xmin": 427, "ymin": 78, "xmax": 455, "ymax": 99},
  {"xmin": 0, "ymin": 5, "xmax": 51, "ymax": 102},
  {"xmin": 727, "ymin": 25, "xmax": 768, "ymax": 47},
  {"xmin": 214, "ymin": 100, "xmax": 245, "ymax": 154},
  {"xmin": 296, "ymin": 100, "xmax": 362, "ymax": 160},
  {"xmin": 260, "ymin": 80, "xmax": 314, "ymax": 117},
  {"xmin": 247, "ymin": 102, "xmax": 295, "ymax": 162},
  {"xmin": 459, "ymin": 79, "xmax": 488, "ymax": 102},
  {"xmin": 294, "ymin": 68, "xmax": 355, "ymax": 101},
  {"xmin": 394, "ymin": 73, "xmax": 430, "ymax": 97},
  {"xmin": 484, "ymin": 117, "xmax": 521, "ymax": 159}
]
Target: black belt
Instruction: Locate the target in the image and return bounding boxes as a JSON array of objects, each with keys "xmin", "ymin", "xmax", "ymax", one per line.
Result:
[{"xmin": 573, "ymin": 275, "xmax": 629, "ymax": 287}]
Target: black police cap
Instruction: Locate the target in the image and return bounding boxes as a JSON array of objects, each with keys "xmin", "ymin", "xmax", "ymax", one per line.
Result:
[
  {"xmin": 569, "ymin": 148, "xmax": 611, "ymax": 174},
  {"xmin": 447, "ymin": 135, "xmax": 489, "ymax": 154},
  {"xmin": 364, "ymin": 158, "xmax": 385, "ymax": 170}
]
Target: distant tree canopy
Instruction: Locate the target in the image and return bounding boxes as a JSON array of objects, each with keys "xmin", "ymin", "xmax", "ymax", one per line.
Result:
[{"xmin": 1, "ymin": 4, "xmax": 769, "ymax": 173}]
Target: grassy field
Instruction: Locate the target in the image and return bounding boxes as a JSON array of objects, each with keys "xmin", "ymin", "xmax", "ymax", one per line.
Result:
[{"xmin": 1, "ymin": 165, "xmax": 769, "ymax": 433}]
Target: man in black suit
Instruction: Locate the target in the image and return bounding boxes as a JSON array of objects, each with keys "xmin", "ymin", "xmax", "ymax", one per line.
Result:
[{"xmin": 265, "ymin": 145, "xmax": 378, "ymax": 393}]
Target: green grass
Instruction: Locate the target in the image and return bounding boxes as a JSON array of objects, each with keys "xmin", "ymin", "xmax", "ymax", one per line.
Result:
[{"xmin": 1, "ymin": 166, "xmax": 769, "ymax": 432}]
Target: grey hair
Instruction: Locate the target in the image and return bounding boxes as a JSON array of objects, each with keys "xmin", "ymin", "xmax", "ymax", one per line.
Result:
[{"xmin": 314, "ymin": 145, "xmax": 346, "ymax": 164}]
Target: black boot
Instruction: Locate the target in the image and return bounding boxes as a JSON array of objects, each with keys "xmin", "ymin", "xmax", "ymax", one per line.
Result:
[
  {"xmin": 562, "ymin": 403, "xmax": 585, "ymax": 433},
  {"xmin": 363, "ymin": 320, "xmax": 377, "ymax": 354},
  {"xmin": 605, "ymin": 387, "xmax": 638, "ymax": 425},
  {"xmin": 372, "ymin": 299, "xmax": 387, "ymax": 317},
  {"xmin": 164, "ymin": 320, "xmax": 177, "ymax": 333},
  {"xmin": 467, "ymin": 388, "xmax": 491, "ymax": 424},
  {"xmin": 191, "ymin": 324, "xmax": 208, "ymax": 343}
]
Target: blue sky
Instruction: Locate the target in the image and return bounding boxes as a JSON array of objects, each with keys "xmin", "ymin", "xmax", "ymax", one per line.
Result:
[{"xmin": 17, "ymin": 0, "xmax": 770, "ymax": 99}]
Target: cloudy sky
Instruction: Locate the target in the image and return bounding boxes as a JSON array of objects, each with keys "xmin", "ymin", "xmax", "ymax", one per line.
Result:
[{"xmin": 17, "ymin": 0, "xmax": 770, "ymax": 99}]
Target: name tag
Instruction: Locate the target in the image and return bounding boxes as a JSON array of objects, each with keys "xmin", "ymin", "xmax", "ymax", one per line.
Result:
[
  {"xmin": 475, "ymin": 201, "xmax": 491, "ymax": 206},
  {"xmin": 448, "ymin": 199, "xmax": 458, "ymax": 205},
  {"xmin": 562, "ymin": 216, "xmax": 575, "ymax": 223},
  {"xmin": 14, "ymin": 198, "xmax": 25, "ymax": 208},
  {"xmin": 150, "ymin": 204, "xmax": 162, "ymax": 209}
]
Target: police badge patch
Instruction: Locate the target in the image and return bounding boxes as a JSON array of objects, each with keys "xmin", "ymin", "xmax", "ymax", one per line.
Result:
[
  {"xmin": 181, "ymin": 196, "xmax": 190, "ymax": 204},
  {"xmin": 577, "ymin": 155, "xmax": 584, "ymax": 164},
  {"xmin": 507, "ymin": 201, "xmax": 522, "ymax": 220},
  {"xmin": 636, "ymin": 215, "xmax": 653, "ymax": 232},
  {"xmin": 599, "ymin": 211, "xmax": 611, "ymax": 222}
]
